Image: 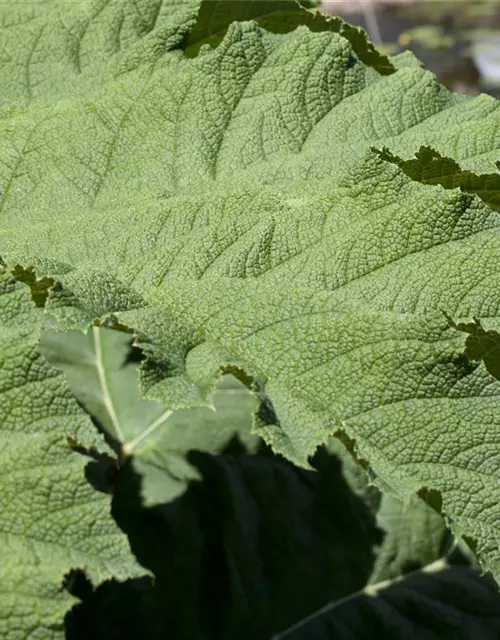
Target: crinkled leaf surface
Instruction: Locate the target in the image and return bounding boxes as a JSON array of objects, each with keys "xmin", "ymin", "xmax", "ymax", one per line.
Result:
[
  {"xmin": 2, "ymin": 0, "xmax": 500, "ymax": 590},
  {"xmin": 0, "ymin": 0, "xmax": 200, "ymax": 107},
  {"xmin": 0, "ymin": 269, "xmax": 142, "ymax": 639}
]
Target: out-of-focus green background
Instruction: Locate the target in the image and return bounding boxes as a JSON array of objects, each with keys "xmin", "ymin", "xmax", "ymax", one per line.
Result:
[{"xmin": 325, "ymin": 1, "xmax": 500, "ymax": 97}]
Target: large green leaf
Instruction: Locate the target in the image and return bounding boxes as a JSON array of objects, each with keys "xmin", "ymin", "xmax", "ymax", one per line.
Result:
[
  {"xmin": 2, "ymin": 0, "xmax": 500, "ymax": 591},
  {"xmin": 0, "ymin": 269, "xmax": 142, "ymax": 639}
]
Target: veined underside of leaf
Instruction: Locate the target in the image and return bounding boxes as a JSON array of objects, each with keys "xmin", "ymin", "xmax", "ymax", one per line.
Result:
[{"xmin": 2, "ymin": 0, "xmax": 500, "ymax": 586}]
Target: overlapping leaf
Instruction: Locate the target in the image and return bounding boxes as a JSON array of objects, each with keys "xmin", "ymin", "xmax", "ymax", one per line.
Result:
[
  {"xmin": 39, "ymin": 322, "xmax": 384, "ymax": 639},
  {"xmin": 40, "ymin": 323, "xmax": 262, "ymax": 504},
  {"xmin": 448, "ymin": 317, "xmax": 500, "ymax": 383}
]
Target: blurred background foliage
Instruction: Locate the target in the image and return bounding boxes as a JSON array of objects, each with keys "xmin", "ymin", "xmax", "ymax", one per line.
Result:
[{"xmin": 324, "ymin": 0, "xmax": 500, "ymax": 97}]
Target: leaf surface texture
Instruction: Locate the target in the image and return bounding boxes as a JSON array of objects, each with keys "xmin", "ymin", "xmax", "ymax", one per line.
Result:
[{"xmin": 2, "ymin": 0, "xmax": 500, "ymax": 617}]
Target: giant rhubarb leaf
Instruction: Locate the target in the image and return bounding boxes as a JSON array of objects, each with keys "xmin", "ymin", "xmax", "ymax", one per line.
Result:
[{"xmin": 2, "ymin": 0, "xmax": 500, "ymax": 596}]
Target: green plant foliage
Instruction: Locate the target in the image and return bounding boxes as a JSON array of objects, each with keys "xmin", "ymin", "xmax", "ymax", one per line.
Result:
[
  {"xmin": 0, "ymin": 268, "xmax": 142, "ymax": 638},
  {"xmin": 2, "ymin": 0, "xmax": 500, "ymax": 637}
]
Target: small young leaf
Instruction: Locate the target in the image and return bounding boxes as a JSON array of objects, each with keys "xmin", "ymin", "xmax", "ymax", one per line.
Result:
[{"xmin": 40, "ymin": 325, "xmax": 262, "ymax": 504}]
